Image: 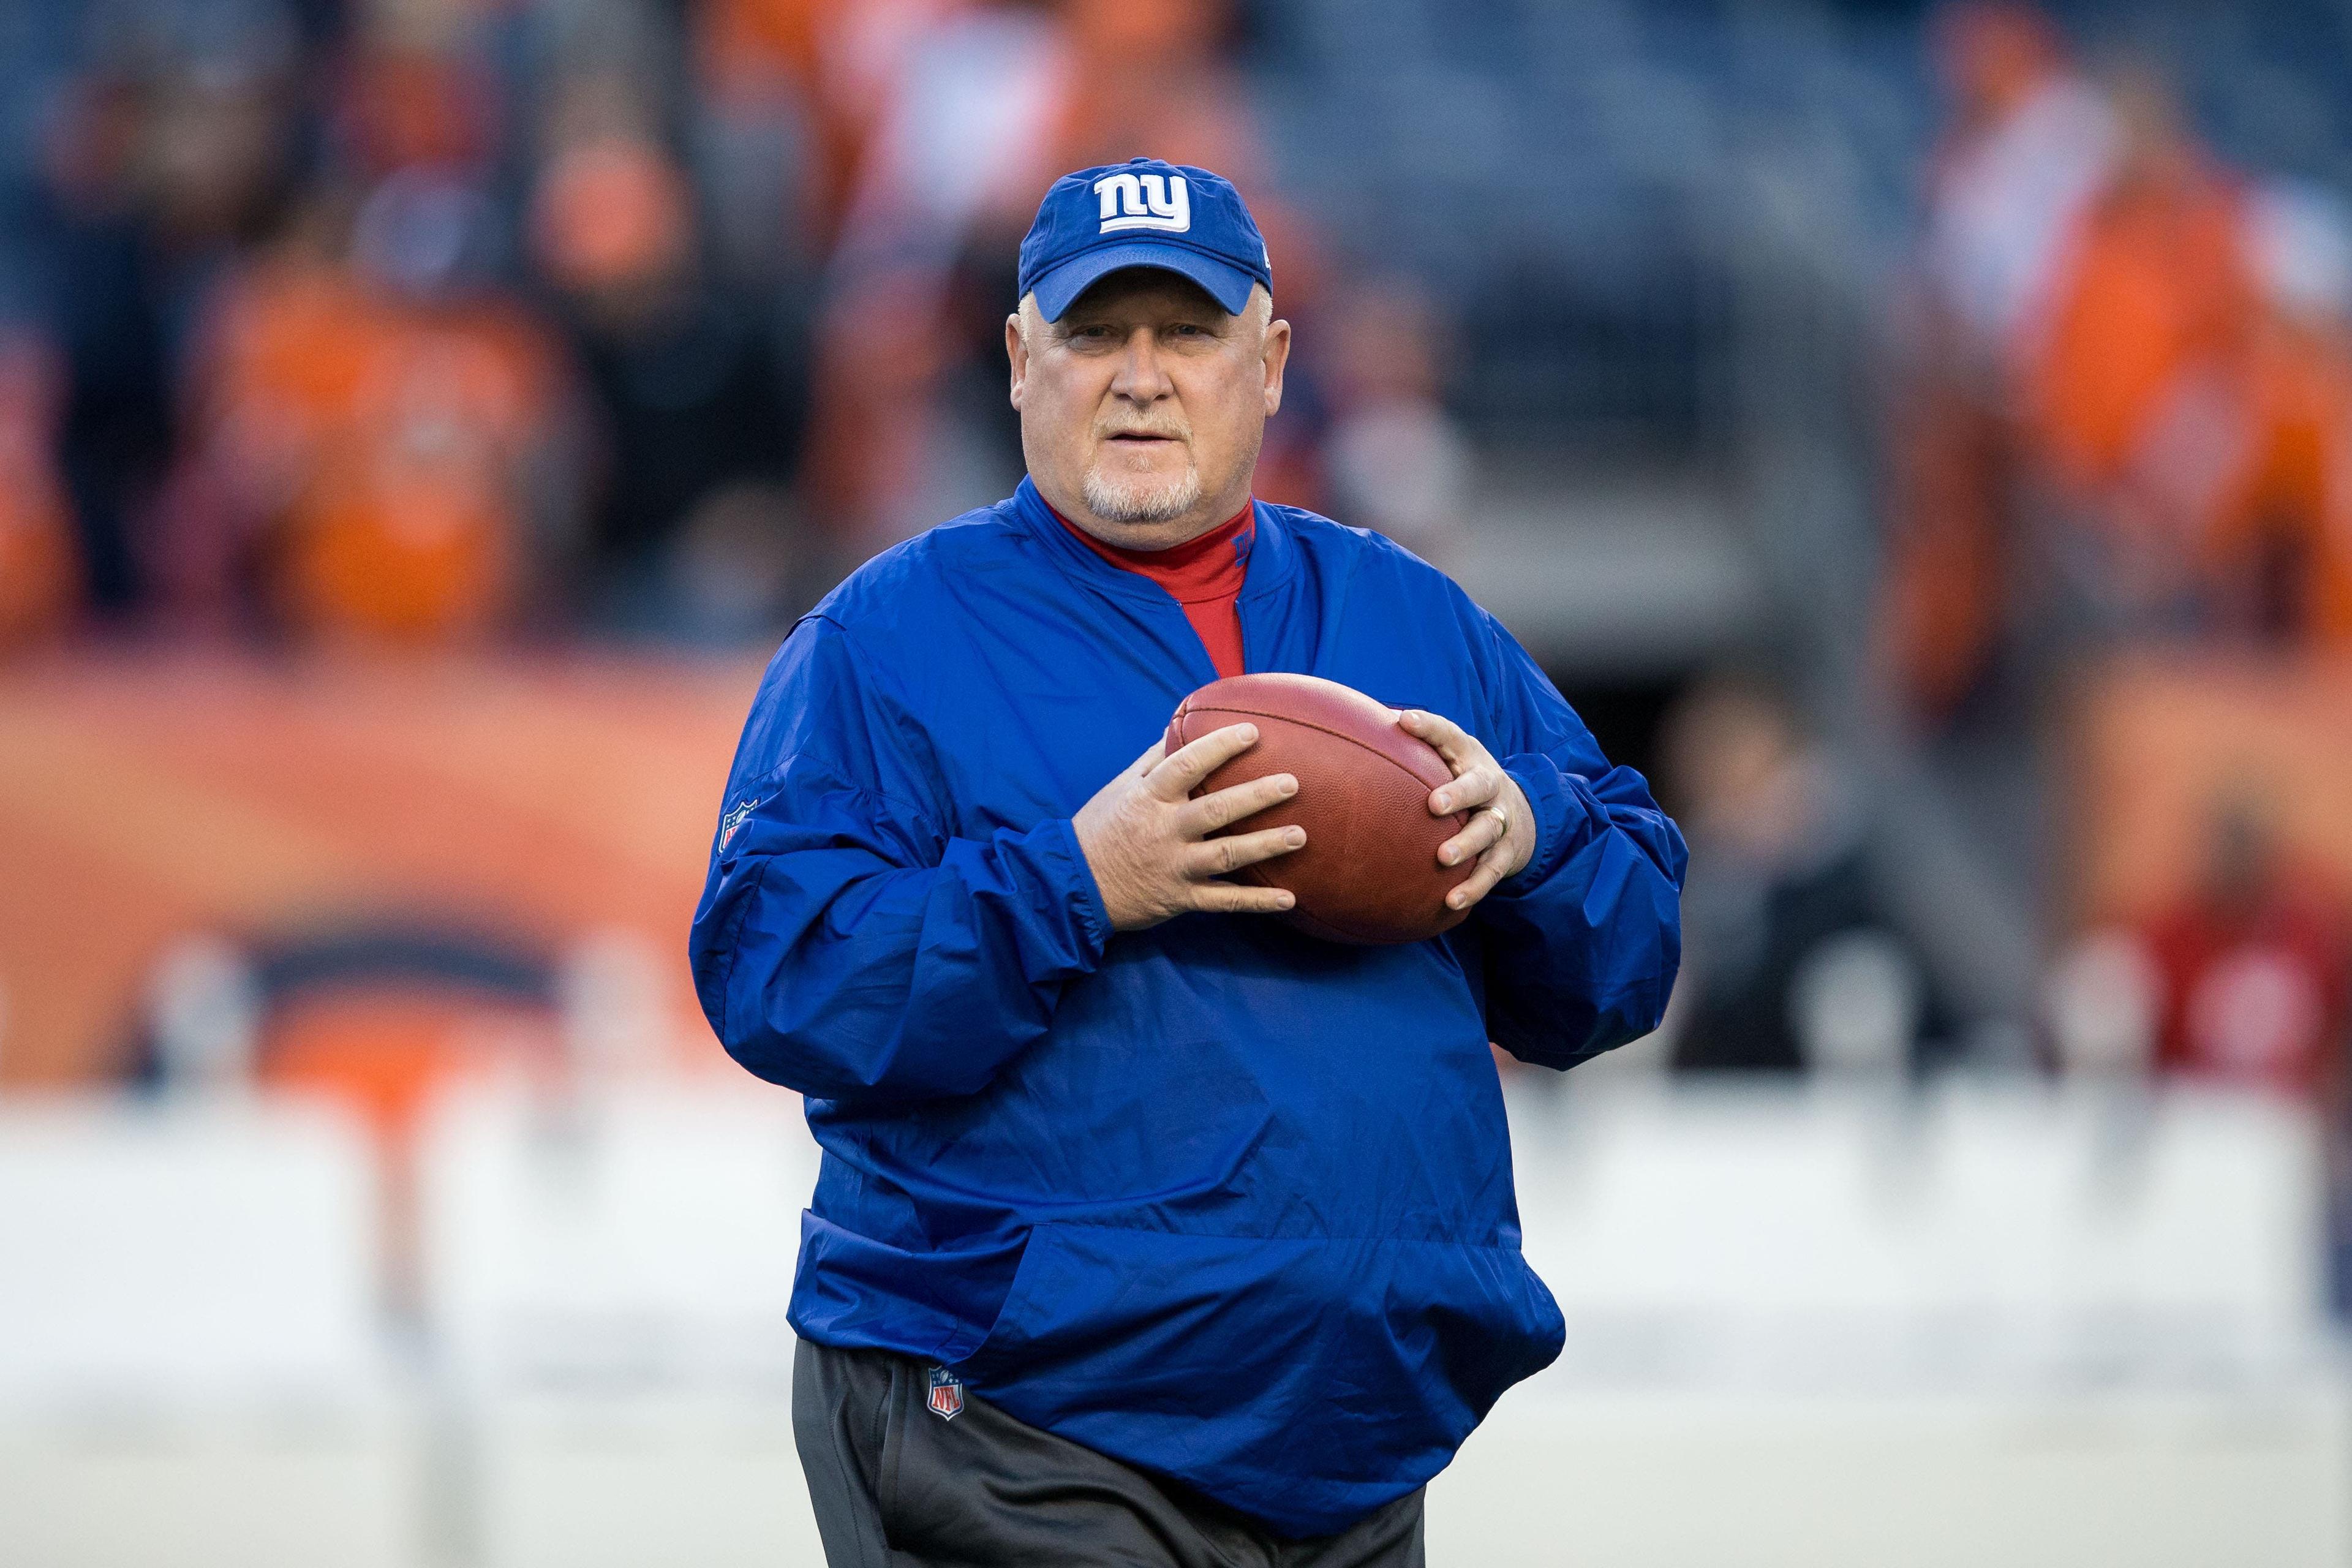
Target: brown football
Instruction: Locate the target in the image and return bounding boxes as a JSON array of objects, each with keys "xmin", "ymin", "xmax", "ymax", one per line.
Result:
[{"xmin": 1163, "ymin": 673, "xmax": 1474, "ymax": 945}]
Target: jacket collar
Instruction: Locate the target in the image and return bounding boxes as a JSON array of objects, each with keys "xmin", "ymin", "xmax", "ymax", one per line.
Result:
[{"xmin": 1010, "ymin": 475, "xmax": 1295, "ymax": 604}]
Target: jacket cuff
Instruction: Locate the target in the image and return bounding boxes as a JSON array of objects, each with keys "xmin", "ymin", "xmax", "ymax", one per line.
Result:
[
  {"xmin": 1493, "ymin": 753, "xmax": 1591, "ymax": 899},
  {"xmin": 1021, "ymin": 815, "xmax": 1114, "ymax": 968}
]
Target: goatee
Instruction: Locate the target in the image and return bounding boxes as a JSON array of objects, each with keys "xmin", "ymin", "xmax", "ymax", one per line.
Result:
[{"xmin": 1082, "ymin": 465, "xmax": 1204, "ymax": 526}]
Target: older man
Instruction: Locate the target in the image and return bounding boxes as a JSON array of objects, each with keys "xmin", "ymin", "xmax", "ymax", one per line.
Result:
[{"xmin": 691, "ymin": 159, "xmax": 1686, "ymax": 1567}]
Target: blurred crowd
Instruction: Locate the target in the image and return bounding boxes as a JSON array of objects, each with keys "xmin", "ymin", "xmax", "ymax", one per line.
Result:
[
  {"xmin": 1667, "ymin": 3, "xmax": 2352, "ymax": 1131},
  {"xmin": 1657, "ymin": 666, "xmax": 2349, "ymax": 1108},
  {"xmin": 0, "ymin": 0, "xmax": 1468, "ymax": 652},
  {"xmin": 1880, "ymin": 2, "xmax": 2352, "ymax": 712}
]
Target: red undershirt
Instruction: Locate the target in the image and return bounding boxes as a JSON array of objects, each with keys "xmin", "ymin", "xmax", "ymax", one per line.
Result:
[{"xmin": 1053, "ymin": 501, "xmax": 1255, "ymax": 677}]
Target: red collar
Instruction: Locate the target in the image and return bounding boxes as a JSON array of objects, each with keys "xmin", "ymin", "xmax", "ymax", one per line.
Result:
[{"xmin": 1050, "ymin": 502, "xmax": 1256, "ymax": 603}]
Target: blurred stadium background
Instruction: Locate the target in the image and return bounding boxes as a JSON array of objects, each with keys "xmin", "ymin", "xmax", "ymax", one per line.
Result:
[{"xmin": 6, "ymin": 0, "xmax": 2352, "ymax": 1562}]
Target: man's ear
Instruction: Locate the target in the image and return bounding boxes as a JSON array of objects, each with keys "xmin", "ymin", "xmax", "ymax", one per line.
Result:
[
  {"xmin": 1261, "ymin": 316, "xmax": 1292, "ymax": 418},
  {"xmin": 1006, "ymin": 313, "xmax": 1028, "ymax": 409}
]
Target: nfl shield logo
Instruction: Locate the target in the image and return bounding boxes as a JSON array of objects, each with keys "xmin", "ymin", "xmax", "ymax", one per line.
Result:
[
  {"xmin": 926, "ymin": 1365, "xmax": 964, "ymax": 1421},
  {"xmin": 717, "ymin": 796, "xmax": 761, "ymax": 851}
]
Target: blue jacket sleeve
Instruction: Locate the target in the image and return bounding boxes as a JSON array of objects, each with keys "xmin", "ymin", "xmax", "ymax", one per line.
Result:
[
  {"xmin": 1469, "ymin": 608, "xmax": 1688, "ymax": 1069},
  {"xmin": 688, "ymin": 615, "xmax": 1113, "ymax": 1102}
]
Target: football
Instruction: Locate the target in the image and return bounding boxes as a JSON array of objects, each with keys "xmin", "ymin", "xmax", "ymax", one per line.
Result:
[{"xmin": 1164, "ymin": 673, "xmax": 1474, "ymax": 945}]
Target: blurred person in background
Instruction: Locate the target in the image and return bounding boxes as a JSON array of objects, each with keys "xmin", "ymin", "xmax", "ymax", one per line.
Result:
[
  {"xmin": 153, "ymin": 184, "xmax": 368, "ymax": 630},
  {"xmin": 1321, "ymin": 276, "xmax": 1471, "ymax": 565},
  {"xmin": 0, "ymin": 333, "xmax": 83, "ymax": 646},
  {"xmin": 692, "ymin": 0, "xmax": 960, "ymax": 251},
  {"xmin": 1918, "ymin": 0, "xmax": 2115, "ymax": 375},
  {"xmin": 1872, "ymin": 15, "xmax": 2288, "ymax": 1000},
  {"xmin": 1879, "ymin": 10, "xmax": 2272, "ymax": 719},
  {"xmin": 2049, "ymin": 796, "xmax": 2348, "ymax": 1102},
  {"xmin": 2134, "ymin": 796, "xmax": 2349, "ymax": 1105},
  {"xmin": 167, "ymin": 166, "xmax": 580, "ymax": 643},
  {"xmin": 1662, "ymin": 673, "xmax": 1953, "ymax": 1077},
  {"xmin": 529, "ymin": 80, "xmax": 809, "ymax": 639},
  {"xmin": 2196, "ymin": 181, "xmax": 2352, "ymax": 647},
  {"xmin": 62, "ymin": 0, "xmax": 598, "ymax": 645},
  {"xmin": 1879, "ymin": 0, "xmax": 2115, "ymax": 720},
  {"xmin": 799, "ymin": 0, "xmax": 1068, "ymax": 549},
  {"xmin": 33, "ymin": 0, "xmax": 305, "ymax": 624},
  {"xmin": 2013, "ymin": 64, "xmax": 2255, "ymax": 635},
  {"xmin": 1050, "ymin": 0, "xmax": 1248, "ymax": 176},
  {"xmin": 277, "ymin": 167, "xmax": 578, "ymax": 643},
  {"xmin": 683, "ymin": 0, "xmax": 818, "ymax": 294}
]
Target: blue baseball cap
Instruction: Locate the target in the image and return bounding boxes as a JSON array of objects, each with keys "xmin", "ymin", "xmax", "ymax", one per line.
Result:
[{"xmin": 1017, "ymin": 157, "xmax": 1273, "ymax": 322}]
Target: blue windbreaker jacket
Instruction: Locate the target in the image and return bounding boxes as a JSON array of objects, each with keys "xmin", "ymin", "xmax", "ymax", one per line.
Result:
[{"xmin": 690, "ymin": 478, "xmax": 1686, "ymax": 1536}]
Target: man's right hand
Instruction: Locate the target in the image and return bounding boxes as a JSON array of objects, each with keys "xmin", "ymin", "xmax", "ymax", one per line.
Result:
[{"xmin": 1072, "ymin": 724, "xmax": 1306, "ymax": 932}]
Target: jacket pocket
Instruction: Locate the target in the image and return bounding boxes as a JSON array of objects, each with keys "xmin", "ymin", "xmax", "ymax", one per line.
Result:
[{"xmin": 948, "ymin": 1220, "xmax": 1564, "ymax": 1531}]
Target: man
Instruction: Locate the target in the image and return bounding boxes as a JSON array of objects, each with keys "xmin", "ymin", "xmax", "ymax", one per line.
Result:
[{"xmin": 691, "ymin": 159, "xmax": 1686, "ymax": 1566}]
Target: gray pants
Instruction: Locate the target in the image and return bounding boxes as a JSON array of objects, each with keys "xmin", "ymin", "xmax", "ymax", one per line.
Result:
[{"xmin": 793, "ymin": 1338, "xmax": 1427, "ymax": 1568}]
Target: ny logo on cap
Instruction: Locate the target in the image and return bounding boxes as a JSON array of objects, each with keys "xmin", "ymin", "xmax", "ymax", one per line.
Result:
[{"xmin": 1095, "ymin": 172, "xmax": 1190, "ymax": 234}]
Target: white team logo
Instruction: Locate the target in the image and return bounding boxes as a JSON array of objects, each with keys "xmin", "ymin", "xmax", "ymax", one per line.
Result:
[{"xmin": 1094, "ymin": 171, "xmax": 1190, "ymax": 233}]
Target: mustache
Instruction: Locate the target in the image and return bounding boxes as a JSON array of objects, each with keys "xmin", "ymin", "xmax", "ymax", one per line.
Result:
[{"xmin": 1095, "ymin": 419, "xmax": 1191, "ymax": 441}]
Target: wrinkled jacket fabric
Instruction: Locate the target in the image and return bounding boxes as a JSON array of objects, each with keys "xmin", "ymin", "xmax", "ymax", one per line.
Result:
[{"xmin": 691, "ymin": 478, "xmax": 1686, "ymax": 1536}]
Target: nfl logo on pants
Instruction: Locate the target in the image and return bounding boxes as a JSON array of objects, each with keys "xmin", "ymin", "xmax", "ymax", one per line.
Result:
[{"xmin": 927, "ymin": 1365, "xmax": 965, "ymax": 1420}]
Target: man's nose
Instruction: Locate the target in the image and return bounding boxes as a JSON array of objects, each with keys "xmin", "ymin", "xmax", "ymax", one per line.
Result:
[{"xmin": 1108, "ymin": 326, "xmax": 1174, "ymax": 402}]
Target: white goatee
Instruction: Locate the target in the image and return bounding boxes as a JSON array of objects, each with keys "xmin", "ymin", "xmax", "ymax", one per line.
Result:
[{"xmin": 1082, "ymin": 464, "xmax": 1204, "ymax": 525}]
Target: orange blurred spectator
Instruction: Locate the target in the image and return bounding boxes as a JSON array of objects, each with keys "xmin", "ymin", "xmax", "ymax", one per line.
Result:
[
  {"xmin": 0, "ymin": 335, "xmax": 83, "ymax": 646},
  {"xmin": 1880, "ymin": 28, "xmax": 2270, "ymax": 717},
  {"xmin": 164, "ymin": 198, "xmax": 386, "ymax": 622},
  {"xmin": 173, "ymin": 173, "xmax": 576, "ymax": 643},
  {"xmin": 2197, "ymin": 184, "xmax": 2352, "ymax": 647},
  {"xmin": 1045, "ymin": 0, "xmax": 1335, "ymax": 511},
  {"xmin": 278, "ymin": 345, "xmax": 544, "ymax": 643},
  {"xmin": 2018, "ymin": 69, "xmax": 2256, "ymax": 576},
  {"xmin": 1881, "ymin": 6, "xmax": 2120, "ymax": 719},
  {"xmin": 1044, "ymin": 0, "xmax": 1335, "ymax": 342},
  {"xmin": 283, "ymin": 179, "xmax": 572, "ymax": 642}
]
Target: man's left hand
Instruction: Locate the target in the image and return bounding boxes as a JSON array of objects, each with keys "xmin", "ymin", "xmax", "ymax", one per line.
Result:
[{"xmin": 1396, "ymin": 709, "xmax": 1537, "ymax": 913}]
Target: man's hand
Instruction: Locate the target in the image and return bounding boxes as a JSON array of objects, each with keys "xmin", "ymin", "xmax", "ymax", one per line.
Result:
[
  {"xmin": 1396, "ymin": 709, "xmax": 1537, "ymax": 913},
  {"xmin": 1073, "ymin": 724, "xmax": 1307, "ymax": 931}
]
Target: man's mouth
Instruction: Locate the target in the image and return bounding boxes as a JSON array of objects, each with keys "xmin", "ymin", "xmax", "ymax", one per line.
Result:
[{"xmin": 1105, "ymin": 432, "xmax": 1181, "ymax": 445}]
